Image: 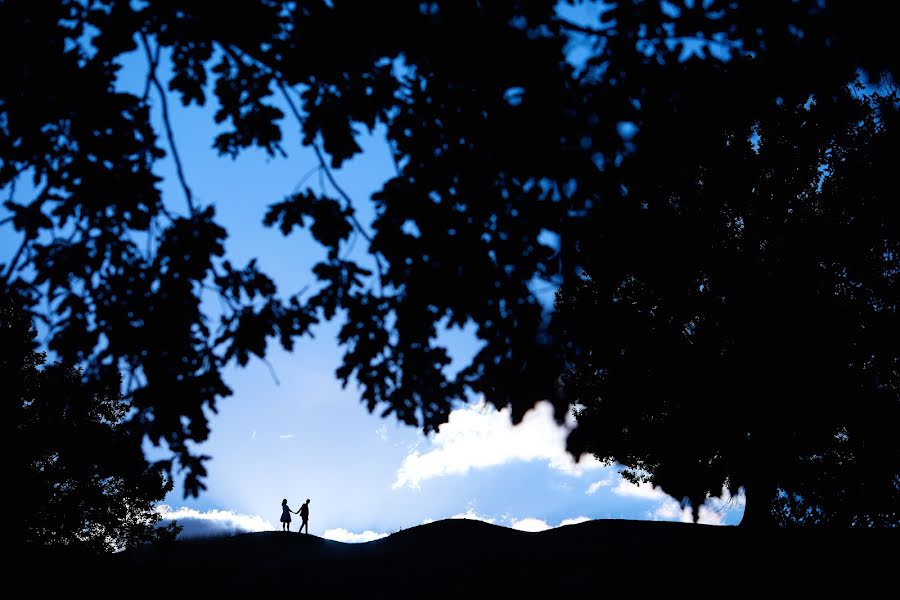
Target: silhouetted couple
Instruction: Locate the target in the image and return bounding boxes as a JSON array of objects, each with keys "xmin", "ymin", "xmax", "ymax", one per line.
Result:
[{"xmin": 280, "ymin": 498, "xmax": 310, "ymax": 533}]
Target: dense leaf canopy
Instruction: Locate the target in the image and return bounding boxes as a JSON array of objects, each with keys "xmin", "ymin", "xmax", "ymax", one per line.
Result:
[
  {"xmin": 1, "ymin": 0, "xmax": 896, "ymax": 523},
  {"xmin": 559, "ymin": 87, "xmax": 898, "ymax": 526}
]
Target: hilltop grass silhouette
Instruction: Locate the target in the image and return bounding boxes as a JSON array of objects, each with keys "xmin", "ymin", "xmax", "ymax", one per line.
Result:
[{"xmin": 19, "ymin": 518, "xmax": 893, "ymax": 598}]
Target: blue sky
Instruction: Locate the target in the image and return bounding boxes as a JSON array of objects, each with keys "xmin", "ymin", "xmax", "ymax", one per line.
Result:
[{"xmin": 2, "ymin": 6, "xmax": 745, "ymax": 542}]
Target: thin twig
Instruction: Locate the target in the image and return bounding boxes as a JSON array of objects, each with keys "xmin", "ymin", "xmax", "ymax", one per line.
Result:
[
  {"xmin": 664, "ymin": 35, "xmax": 744, "ymax": 52},
  {"xmin": 3, "ymin": 182, "xmax": 51, "ymax": 229},
  {"xmin": 554, "ymin": 17, "xmax": 614, "ymax": 37},
  {"xmin": 2, "ymin": 182, "xmax": 51, "ymax": 279},
  {"xmin": 387, "ymin": 138, "xmax": 403, "ymax": 177},
  {"xmin": 311, "ymin": 142, "xmax": 386, "ymax": 286},
  {"xmin": 200, "ymin": 281, "xmax": 240, "ymax": 311},
  {"xmin": 5, "ymin": 172, "xmax": 18, "ymax": 203},
  {"xmin": 554, "ymin": 16, "xmax": 743, "ymax": 52},
  {"xmin": 146, "ymin": 217, "xmax": 154, "ymax": 262},
  {"xmin": 259, "ymin": 356, "xmax": 281, "ymax": 386},
  {"xmin": 291, "ymin": 165, "xmax": 323, "ymax": 194},
  {"xmin": 222, "ymin": 42, "xmax": 388, "ymax": 287},
  {"xmin": 4, "ymin": 237, "xmax": 27, "ymax": 281},
  {"xmin": 141, "ymin": 32, "xmax": 196, "ymax": 215},
  {"xmin": 142, "ymin": 41, "xmax": 161, "ymax": 103},
  {"xmin": 309, "ymin": 143, "xmax": 373, "ymax": 247},
  {"xmin": 341, "ymin": 228, "xmax": 359, "ymax": 262}
]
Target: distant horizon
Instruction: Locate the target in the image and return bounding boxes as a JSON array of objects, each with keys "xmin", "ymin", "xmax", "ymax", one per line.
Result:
[{"xmin": 153, "ymin": 394, "xmax": 745, "ymax": 543}]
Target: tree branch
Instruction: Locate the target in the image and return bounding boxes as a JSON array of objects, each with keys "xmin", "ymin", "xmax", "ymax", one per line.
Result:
[
  {"xmin": 259, "ymin": 356, "xmax": 281, "ymax": 386},
  {"xmin": 4, "ymin": 170, "xmax": 18, "ymax": 204},
  {"xmin": 142, "ymin": 40, "xmax": 161, "ymax": 103},
  {"xmin": 4, "ymin": 236, "xmax": 27, "ymax": 281},
  {"xmin": 140, "ymin": 32, "xmax": 196, "ymax": 216},
  {"xmin": 312, "ymin": 135, "xmax": 387, "ymax": 287},
  {"xmin": 220, "ymin": 42, "xmax": 388, "ymax": 287},
  {"xmin": 554, "ymin": 17, "xmax": 743, "ymax": 53},
  {"xmin": 3, "ymin": 182, "xmax": 54, "ymax": 280},
  {"xmin": 275, "ymin": 80, "xmax": 386, "ymax": 288},
  {"xmin": 291, "ymin": 165, "xmax": 323, "ymax": 194},
  {"xmin": 554, "ymin": 17, "xmax": 614, "ymax": 37},
  {"xmin": 665, "ymin": 35, "xmax": 744, "ymax": 52}
]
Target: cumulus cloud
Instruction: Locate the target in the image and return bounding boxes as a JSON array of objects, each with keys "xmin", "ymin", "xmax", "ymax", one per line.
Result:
[
  {"xmin": 613, "ymin": 481, "xmax": 744, "ymax": 525},
  {"xmin": 448, "ymin": 508, "xmax": 497, "ymax": 524},
  {"xmin": 586, "ymin": 478, "xmax": 612, "ymax": 495},
  {"xmin": 647, "ymin": 499, "xmax": 727, "ymax": 525},
  {"xmin": 695, "ymin": 488, "xmax": 745, "ymax": 525},
  {"xmin": 612, "ymin": 479, "xmax": 669, "ymax": 501},
  {"xmin": 158, "ymin": 506, "xmax": 274, "ymax": 538},
  {"xmin": 510, "ymin": 515, "xmax": 592, "ymax": 532},
  {"xmin": 649, "ymin": 499, "xmax": 694, "ymax": 523},
  {"xmin": 558, "ymin": 516, "xmax": 591, "ymax": 527},
  {"xmin": 423, "ymin": 507, "xmax": 497, "ymax": 525},
  {"xmin": 326, "ymin": 512, "xmax": 594, "ymax": 542},
  {"xmin": 322, "ymin": 528, "xmax": 389, "ymax": 543},
  {"xmin": 393, "ymin": 400, "xmax": 602, "ymax": 489},
  {"xmin": 511, "ymin": 517, "xmax": 551, "ymax": 532}
]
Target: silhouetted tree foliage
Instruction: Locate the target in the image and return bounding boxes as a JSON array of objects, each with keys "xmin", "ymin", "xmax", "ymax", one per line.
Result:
[
  {"xmin": 1, "ymin": 0, "xmax": 896, "ymax": 522},
  {"xmin": 559, "ymin": 89, "xmax": 898, "ymax": 527},
  {"xmin": 4, "ymin": 295, "xmax": 180, "ymax": 552}
]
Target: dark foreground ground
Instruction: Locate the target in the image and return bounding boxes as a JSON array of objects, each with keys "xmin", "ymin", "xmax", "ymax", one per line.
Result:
[{"xmin": 17, "ymin": 519, "xmax": 894, "ymax": 598}]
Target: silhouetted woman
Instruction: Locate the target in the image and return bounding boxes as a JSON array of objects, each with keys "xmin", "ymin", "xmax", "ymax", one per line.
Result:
[{"xmin": 280, "ymin": 499, "xmax": 298, "ymax": 532}]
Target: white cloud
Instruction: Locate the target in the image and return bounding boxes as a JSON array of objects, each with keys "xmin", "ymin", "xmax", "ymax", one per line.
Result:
[
  {"xmin": 586, "ymin": 478, "xmax": 612, "ymax": 495},
  {"xmin": 158, "ymin": 505, "xmax": 274, "ymax": 538},
  {"xmin": 279, "ymin": 433, "xmax": 296, "ymax": 439},
  {"xmin": 511, "ymin": 517, "xmax": 551, "ymax": 532},
  {"xmin": 612, "ymin": 480, "xmax": 669, "ymax": 501},
  {"xmin": 612, "ymin": 482, "xmax": 744, "ymax": 526},
  {"xmin": 322, "ymin": 528, "xmax": 389, "ymax": 543},
  {"xmin": 646, "ymin": 499, "xmax": 725, "ymax": 524},
  {"xmin": 392, "ymin": 400, "xmax": 602, "ymax": 489},
  {"xmin": 697, "ymin": 505, "xmax": 725, "ymax": 525},
  {"xmin": 423, "ymin": 506, "xmax": 591, "ymax": 532},
  {"xmin": 325, "ymin": 512, "xmax": 595, "ymax": 542},
  {"xmin": 423, "ymin": 507, "xmax": 497, "ymax": 525},
  {"xmin": 558, "ymin": 516, "xmax": 591, "ymax": 527},
  {"xmin": 250, "ymin": 430, "xmax": 257, "ymax": 440},
  {"xmin": 510, "ymin": 515, "xmax": 592, "ymax": 532},
  {"xmin": 649, "ymin": 499, "xmax": 693, "ymax": 523},
  {"xmin": 697, "ymin": 488, "xmax": 745, "ymax": 525},
  {"xmin": 448, "ymin": 508, "xmax": 497, "ymax": 524},
  {"xmin": 375, "ymin": 424, "xmax": 388, "ymax": 442}
]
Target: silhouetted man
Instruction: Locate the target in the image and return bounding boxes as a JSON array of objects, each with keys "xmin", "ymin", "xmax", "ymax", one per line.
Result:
[{"xmin": 298, "ymin": 499, "xmax": 310, "ymax": 534}]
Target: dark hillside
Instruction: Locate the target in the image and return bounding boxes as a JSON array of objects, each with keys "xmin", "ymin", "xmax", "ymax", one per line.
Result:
[{"xmin": 19, "ymin": 519, "xmax": 893, "ymax": 598}]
